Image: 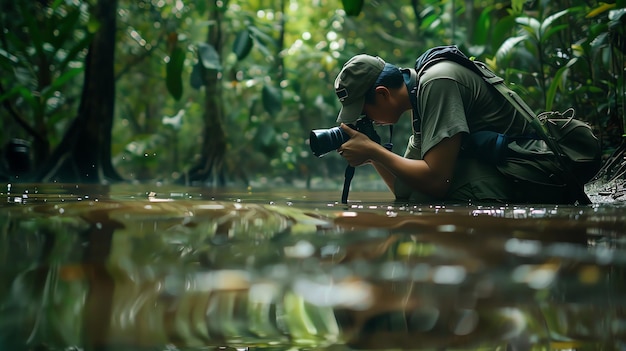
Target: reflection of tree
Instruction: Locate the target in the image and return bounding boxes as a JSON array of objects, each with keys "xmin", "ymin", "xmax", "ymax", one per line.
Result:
[
  {"xmin": 1, "ymin": 200, "xmax": 625, "ymax": 349},
  {"xmin": 81, "ymin": 207, "xmax": 122, "ymax": 348}
]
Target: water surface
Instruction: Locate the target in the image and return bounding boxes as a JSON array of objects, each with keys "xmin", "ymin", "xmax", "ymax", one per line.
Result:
[{"xmin": 1, "ymin": 183, "xmax": 625, "ymax": 351}]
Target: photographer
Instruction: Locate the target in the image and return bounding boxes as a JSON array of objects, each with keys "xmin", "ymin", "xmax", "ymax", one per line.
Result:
[{"xmin": 333, "ymin": 53, "xmax": 571, "ymax": 204}]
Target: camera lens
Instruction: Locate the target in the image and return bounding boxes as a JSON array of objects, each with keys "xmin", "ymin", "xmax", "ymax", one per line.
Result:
[{"xmin": 309, "ymin": 127, "xmax": 350, "ymax": 157}]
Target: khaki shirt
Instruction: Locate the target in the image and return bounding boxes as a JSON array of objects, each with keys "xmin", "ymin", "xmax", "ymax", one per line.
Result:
[{"xmin": 396, "ymin": 60, "xmax": 531, "ymax": 202}]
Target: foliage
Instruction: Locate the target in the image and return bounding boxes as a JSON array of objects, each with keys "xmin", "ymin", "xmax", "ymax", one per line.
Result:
[
  {"xmin": 488, "ymin": 1, "xmax": 626, "ymax": 153},
  {"xmin": 1, "ymin": 0, "xmax": 624, "ymax": 187},
  {"xmin": 0, "ymin": 1, "xmax": 93, "ymax": 164}
]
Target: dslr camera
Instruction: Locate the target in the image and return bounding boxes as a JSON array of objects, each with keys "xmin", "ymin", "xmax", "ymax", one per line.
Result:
[{"xmin": 309, "ymin": 117, "xmax": 381, "ymax": 157}]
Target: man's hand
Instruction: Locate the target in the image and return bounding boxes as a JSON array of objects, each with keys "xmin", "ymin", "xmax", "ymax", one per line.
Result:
[{"xmin": 337, "ymin": 123, "xmax": 377, "ymax": 167}]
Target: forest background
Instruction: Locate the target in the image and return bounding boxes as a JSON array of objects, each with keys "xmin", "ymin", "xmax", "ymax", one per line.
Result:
[{"xmin": 1, "ymin": 0, "xmax": 625, "ymax": 190}]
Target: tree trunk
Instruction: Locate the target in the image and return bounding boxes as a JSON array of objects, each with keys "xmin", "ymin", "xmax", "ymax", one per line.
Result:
[
  {"xmin": 185, "ymin": 1, "xmax": 227, "ymax": 186},
  {"xmin": 36, "ymin": 0, "xmax": 122, "ymax": 183}
]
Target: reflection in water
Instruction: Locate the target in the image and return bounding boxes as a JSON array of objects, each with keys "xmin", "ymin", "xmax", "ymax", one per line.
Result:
[{"xmin": 0, "ymin": 184, "xmax": 625, "ymax": 351}]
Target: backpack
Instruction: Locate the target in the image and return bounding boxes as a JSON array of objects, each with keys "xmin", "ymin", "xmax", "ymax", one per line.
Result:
[{"xmin": 412, "ymin": 45, "xmax": 602, "ymax": 204}]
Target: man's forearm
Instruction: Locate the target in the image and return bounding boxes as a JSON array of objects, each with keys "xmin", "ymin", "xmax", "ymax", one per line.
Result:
[
  {"xmin": 370, "ymin": 146, "xmax": 452, "ymax": 199},
  {"xmin": 372, "ymin": 161, "xmax": 396, "ymax": 192},
  {"xmin": 369, "ymin": 134, "xmax": 462, "ymax": 199}
]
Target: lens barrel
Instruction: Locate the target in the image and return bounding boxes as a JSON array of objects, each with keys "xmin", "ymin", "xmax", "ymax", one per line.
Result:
[{"xmin": 309, "ymin": 127, "xmax": 350, "ymax": 157}]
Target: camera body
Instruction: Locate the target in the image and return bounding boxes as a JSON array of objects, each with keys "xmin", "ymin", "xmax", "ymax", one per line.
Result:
[{"xmin": 309, "ymin": 117, "xmax": 381, "ymax": 157}]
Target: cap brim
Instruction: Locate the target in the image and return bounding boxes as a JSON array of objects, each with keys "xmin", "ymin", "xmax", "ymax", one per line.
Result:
[{"xmin": 336, "ymin": 97, "xmax": 364, "ymax": 124}]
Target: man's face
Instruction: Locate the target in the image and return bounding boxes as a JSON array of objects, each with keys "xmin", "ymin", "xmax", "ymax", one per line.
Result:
[{"xmin": 361, "ymin": 88, "xmax": 403, "ymax": 126}]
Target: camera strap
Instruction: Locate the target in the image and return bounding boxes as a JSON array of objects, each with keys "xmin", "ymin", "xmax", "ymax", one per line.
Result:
[
  {"xmin": 341, "ymin": 125, "xmax": 394, "ymax": 204},
  {"xmin": 384, "ymin": 125, "xmax": 393, "ymax": 151},
  {"xmin": 341, "ymin": 165, "xmax": 355, "ymax": 204}
]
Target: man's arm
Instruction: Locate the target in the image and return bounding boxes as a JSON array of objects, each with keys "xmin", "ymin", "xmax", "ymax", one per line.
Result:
[
  {"xmin": 371, "ymin": 161, "xmax": 396, "ymax": 192},
  {"xmin": 338, "ymin": 123, "xmax": 462, "ymax": 199}
]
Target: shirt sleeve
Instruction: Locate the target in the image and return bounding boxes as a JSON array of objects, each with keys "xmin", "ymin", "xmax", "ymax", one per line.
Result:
[
  {"xmin": 417, "ymin": 77, "xmax": 470, "ymax": 158},
  {"xmin": 403, "ymin": 132, "xmax": 421, "ymax": 159}
]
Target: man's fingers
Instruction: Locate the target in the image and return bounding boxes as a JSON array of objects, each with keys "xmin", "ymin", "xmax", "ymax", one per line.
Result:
[{"xmin": 340, "ymin": 123, "xmax": 358, "ymax": 136}]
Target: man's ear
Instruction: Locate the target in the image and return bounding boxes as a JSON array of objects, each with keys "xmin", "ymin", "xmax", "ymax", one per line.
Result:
[{"xmin": 374, "ymin": 86, "xmax": 390, "ymax": 100}]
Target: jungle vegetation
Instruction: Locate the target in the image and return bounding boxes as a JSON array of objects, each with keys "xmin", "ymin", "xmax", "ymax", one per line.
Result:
[{"xmin": 1, "ymin": 0, "xmax": 625, "ymax": 188}]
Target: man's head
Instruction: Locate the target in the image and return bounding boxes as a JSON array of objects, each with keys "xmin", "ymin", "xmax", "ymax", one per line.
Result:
[
  {"xmin": 335, "ymin": 54, "xmax": 407, "ymax": 125},
  {"xmin": 334, "ymin": 55, "xmax": 385, "ymax": 124}
]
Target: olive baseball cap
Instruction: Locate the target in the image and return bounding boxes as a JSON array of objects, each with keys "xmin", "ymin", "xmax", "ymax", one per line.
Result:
[{"xmin": 335, "ymin": 54, "xmax": 386, "ymax": 124}]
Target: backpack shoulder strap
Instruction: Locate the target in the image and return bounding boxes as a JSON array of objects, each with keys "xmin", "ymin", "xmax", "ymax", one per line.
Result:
[
  {"xmin": 404, "ymin": 67, "xmax": 421, "ymax": 133},
  {"xmin": 471, "ymin": 61, "xmax": 538, "ymax": 126},
  {"xmin": 471, "ymin": 60, "xmax": 569, "ymax": 162}
]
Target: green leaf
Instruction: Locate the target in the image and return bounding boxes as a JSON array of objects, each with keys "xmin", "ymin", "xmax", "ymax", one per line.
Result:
[
  {"xmin": 53, "ymin": 67, "xmax": 84, "ymax": 87},
  {"xmin": 253, "ymin": 37, "xmax": 273, "ymax": 60},
  {"xmin": 495, "ymin": 36, "xmax": 527, "ymax": 62},
  {"xmin": 545, "ymin": 64, "xmax": 566, "ymax": 111},
  {"xmin": 0, "ymin": 48, "xmax": 18, "ymax": 71},
  {"xmin": 233, "ymin": 29, "xmax": 254, "ymax": 60},
  {"xmin": 50, "ymin": 0, "xmax": 64, "ymax": 10},
  {"xmin": 0, "ymin": 86, "xmax": 21, "ymax": 103},
  {"xmin": 589, "ymin": 32, "xmax": 608, "ymax": 53},
  {"xmin": 491, "ymin": 15, "xmax": 516, "ymax": 50},
  {"xmin": 256, "ymin": 123, "xmax": 276, "ymax": 147},
  {"xmin": 19, "ymin": 3, "xmax": 45, "ymax": 59},
  {"xmin": 473, "ymin": 6, "xmax": 492, "ymax": 46},
  {"xmin": 541, "ymin": 24, "xmax": 569, "ymax": 43},
  {"xmin": 511, "ymin": 0, "xmax": 525, "ymax": 14},
  {"xmin": 262, "ymin": 84, "xmax": 282, "ymax": 116},
  {"xmin": 41, "ymin": 67, "xmax": 84, "ymax": 99},
  {"xmin": 166, "ymin": 47, "xmax": 186, "ymax": 101},
  {"xmin": 195, "ymin": 0, "xmax": 207, "ymax": 16},
  {"xmin": 197, "ymin": 43, "xmax": 221, "ymax": 71},
  {"xmin": 248, "ymin": 26, "xmax": 276, "ymax": 46},
  {"xmin": 586, "ymin": 3, "xmax": 615, "ymax": 18},
  {"xmin": 190, "ymin": 62, "xmax": 205, "ymax": 89},
  {"xmin": 342, "ymin": 0, "xmax": 364, "ymax": 16},
  {"xmin": 51, "ymin": 7, "xmax": 83, "ymax": 51},
  {"xmin": 515, "ymin": 16, "xmax": 541, "ymax": 39},
  {"xmin": 58, "ymin": 34, "xmax": 93, "ymax": 72},
  {"xmin": 0, "ymin": 86, "xmax": 37, "ymax": 107},
  {"xmin": 87, "ymin": 17, "xmax": 101, "ymax": 33},
  {"xmin": 539, "ymin": 9, "xmax": 570, "ymax": 37},
  {"xmin": 546, "ymin": 57, "xmax": 578, "ymax": 110}
]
